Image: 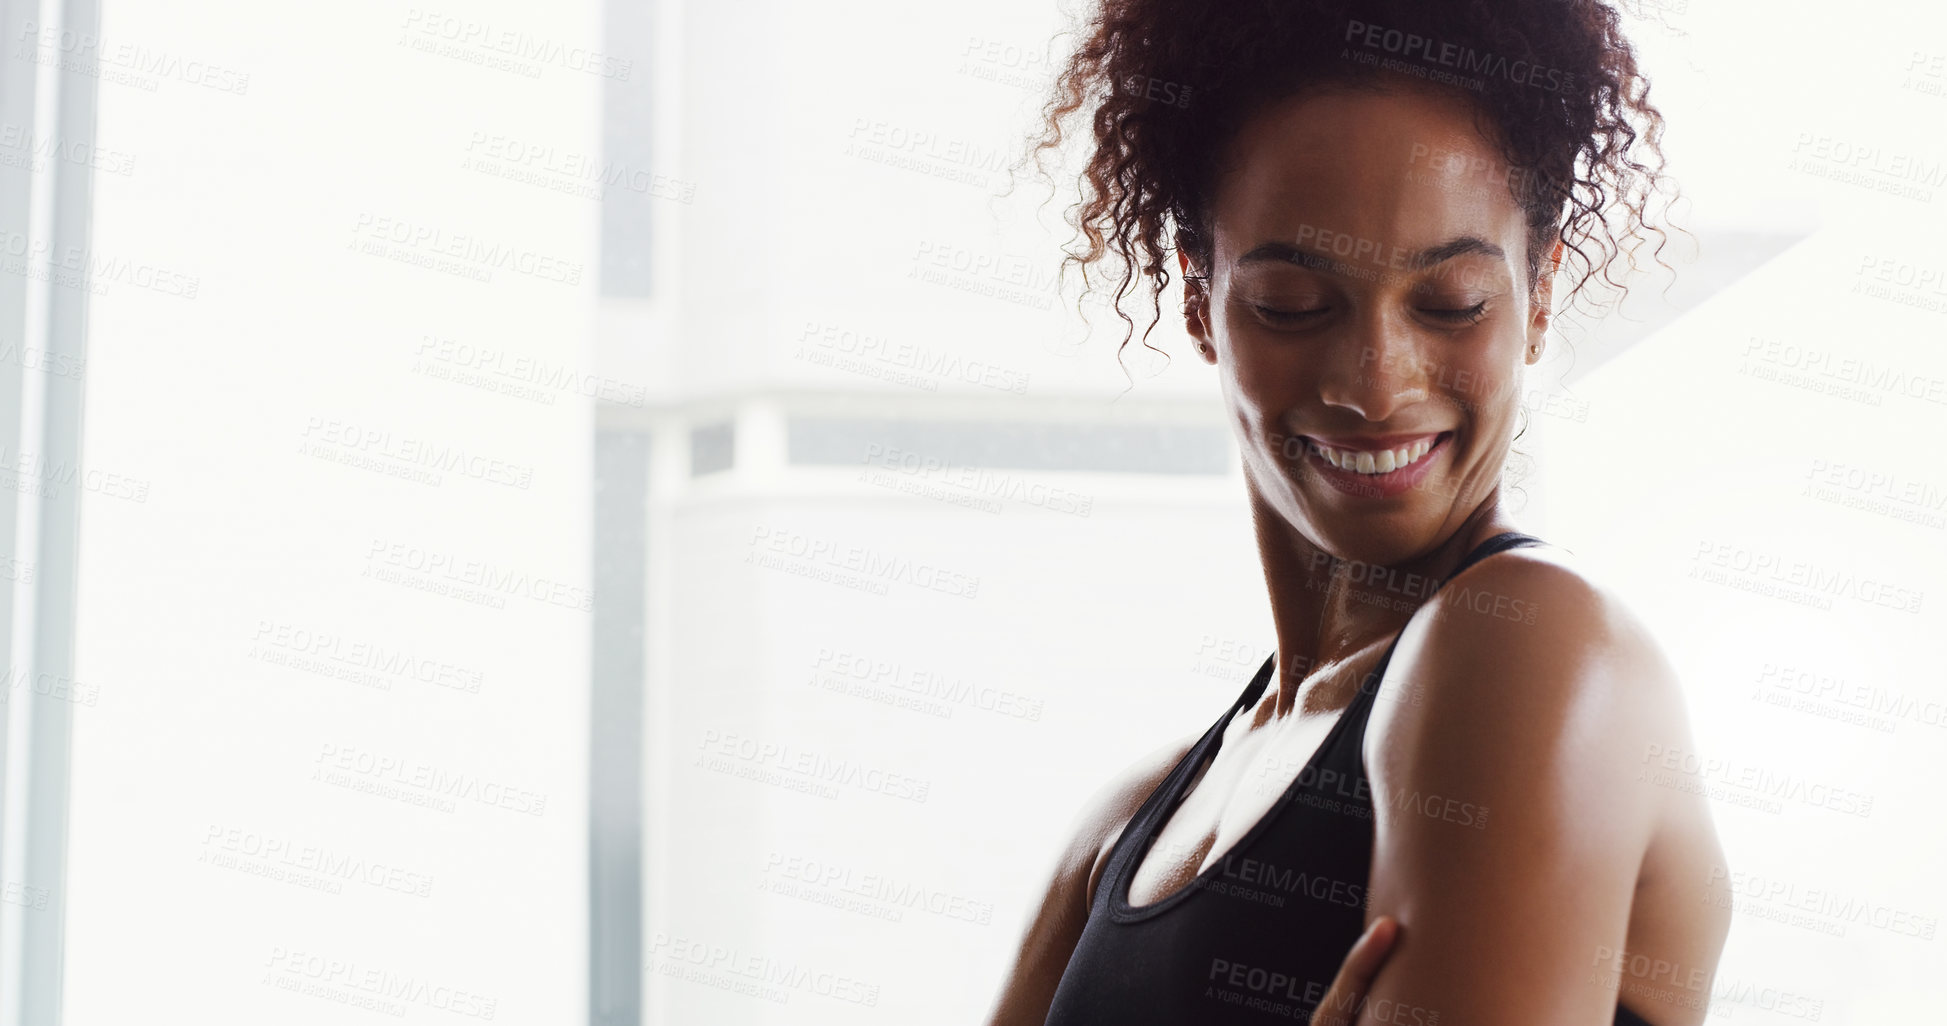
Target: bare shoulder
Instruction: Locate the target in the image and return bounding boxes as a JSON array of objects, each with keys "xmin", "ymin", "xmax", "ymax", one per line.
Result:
[
  {"xmin": 1368, "ymin": 543, "xmax": 1696, "ymax": 836},
  {"xmin": 1390, "ymin": 542, "xmax": 1686, "ymax": 729},
  {"xmin": 1352, "ymin": 545, "xmax": 1734, "ymax": 1021}
]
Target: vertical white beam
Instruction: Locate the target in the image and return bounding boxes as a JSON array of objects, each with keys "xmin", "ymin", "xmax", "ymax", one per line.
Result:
[{"xmin": 0, "ymin": 0, "xmax": 97, "ymax": 1023}]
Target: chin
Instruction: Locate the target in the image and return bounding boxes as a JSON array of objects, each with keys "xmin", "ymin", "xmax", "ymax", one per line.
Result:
[{"xmin": 1250, "ymin": 448, "xmax": 1464, "ymax": 566}]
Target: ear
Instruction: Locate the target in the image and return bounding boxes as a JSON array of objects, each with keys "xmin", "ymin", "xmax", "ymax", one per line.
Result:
[
  {"xmin": 1526, "ymin": 239, "xmax": 1565, "ymax": 364},
  {"xmin": 1177, "ymin": 248, "xmax": 1216, "ymax": 364}
]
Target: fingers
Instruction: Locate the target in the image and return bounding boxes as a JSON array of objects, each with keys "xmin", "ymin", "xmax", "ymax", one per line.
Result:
[
  {"xmin": 1310, "ymin": 916, "xmax": 1400, "ymax": 1026},
  {"xmin": 1341, "ymin": 915, "xmax": 1401, "ymax": 989}
]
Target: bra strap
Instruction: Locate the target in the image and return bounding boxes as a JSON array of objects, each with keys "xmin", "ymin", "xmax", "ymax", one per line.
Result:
[
  {"xmin": 1097, "ymin": 652, "xmax": 1277, "ymax": 911},
  {"xmin": 1232, "ymin": 531, "xmax": 1544, "ymax": 724},
  {"xmin": 1354, "ymin": 530, "xmax": 1547, "ymax": 709},
  {"xmin": 1443, "ymin": 530, "xmax": 1546, "ymax": 586}
]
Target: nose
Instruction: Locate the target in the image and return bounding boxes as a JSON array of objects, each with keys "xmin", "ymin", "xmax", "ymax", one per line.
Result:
[{"xmin": 1315, "ymin": 308, "xmax": 1428, "ymax": 422}]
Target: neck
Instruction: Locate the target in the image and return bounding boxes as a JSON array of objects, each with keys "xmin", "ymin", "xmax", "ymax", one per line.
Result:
[{"xmin": 1248, "ymin": 486, "xmax": 1519, "ymax": 718}]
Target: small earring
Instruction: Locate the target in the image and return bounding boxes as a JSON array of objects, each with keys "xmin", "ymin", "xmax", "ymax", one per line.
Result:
[{"xmin": 1528, "ymin": 342, "xmax": 1541, "ymax": 359}]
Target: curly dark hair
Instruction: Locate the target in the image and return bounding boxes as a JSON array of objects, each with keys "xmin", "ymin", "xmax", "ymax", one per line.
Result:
[{"xmin": 1020, "ymin": 0, "xmax": 1681, "ymax": 370}]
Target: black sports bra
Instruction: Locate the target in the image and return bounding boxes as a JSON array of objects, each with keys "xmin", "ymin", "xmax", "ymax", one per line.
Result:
[{"xmin": 1042, "ymin": 531, "xmax": 1655, "ymax": 1026}]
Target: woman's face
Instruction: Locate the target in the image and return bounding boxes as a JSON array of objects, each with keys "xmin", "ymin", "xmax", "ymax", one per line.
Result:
[{"xmin": 1185, "ymin": 84, "xmax": 1558, "ymax": 566}]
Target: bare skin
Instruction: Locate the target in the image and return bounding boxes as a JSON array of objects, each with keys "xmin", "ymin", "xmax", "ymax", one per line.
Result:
[{"xmin": 985, "ymin": 83, "xmax": 1730, "ymax": 1026}]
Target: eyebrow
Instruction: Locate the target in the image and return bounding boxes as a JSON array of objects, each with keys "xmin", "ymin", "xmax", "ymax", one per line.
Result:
[{"xmin": 1237, "ymin": 236, "xmax": 1505, "ymax": 277}]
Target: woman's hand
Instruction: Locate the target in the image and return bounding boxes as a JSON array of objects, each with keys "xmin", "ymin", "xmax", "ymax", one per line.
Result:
[{"xmin": 1309, "ymin": 916, "xmax": 1401, "ymax": 1026}]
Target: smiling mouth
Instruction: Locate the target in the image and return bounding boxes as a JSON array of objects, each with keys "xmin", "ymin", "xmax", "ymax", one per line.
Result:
[
  {"xmin": 1292, "ymin": 431, "xmax": 1454, "ymax": 499},
  {"xmin": 1306, "ymin": 433, "xmax": 1448, "ymax": 476}
]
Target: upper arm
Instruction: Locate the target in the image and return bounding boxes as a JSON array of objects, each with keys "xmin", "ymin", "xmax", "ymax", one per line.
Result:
[
  {"xmin": 981, "ymin": 731, "xmax": 1200, "ymax": 1026},
  {"xmin": 1355, "ymin": 555, "xmax": 1675, "ymax": 1026}
]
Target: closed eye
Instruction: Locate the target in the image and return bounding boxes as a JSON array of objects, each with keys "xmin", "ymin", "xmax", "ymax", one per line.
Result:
[
  {"xmin": 1250, "ymin": 304, "xmax": 1328, "ymax": 326},
  {"xmin": 1249, "ymin": 301, "xmax": 1490, "ymax": 328},
  {"xmin": 1421, "ymin": 301, "xmax": 1489, "ymax": 325}
]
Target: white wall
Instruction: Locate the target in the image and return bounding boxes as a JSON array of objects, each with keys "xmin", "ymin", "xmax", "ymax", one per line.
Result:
[{"xmin": 61, "ymin": 1, "xmax": 598, "ymax": 1021}]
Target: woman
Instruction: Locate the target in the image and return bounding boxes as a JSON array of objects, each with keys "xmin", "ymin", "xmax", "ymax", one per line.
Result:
[{"xmin": 984, "ymin": 1, "xmax": 1733, "ymax": 1024}]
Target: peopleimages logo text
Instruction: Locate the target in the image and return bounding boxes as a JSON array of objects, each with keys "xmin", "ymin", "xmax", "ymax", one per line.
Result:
[{"xmin": 1344, "ymin": 19, "xmax": 1575, "ymax": 93}]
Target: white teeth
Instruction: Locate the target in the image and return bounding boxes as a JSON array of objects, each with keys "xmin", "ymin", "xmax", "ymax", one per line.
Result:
[{"xmin": 1310, "ymin": 437, "xmax": 1439, "ymax": 476}]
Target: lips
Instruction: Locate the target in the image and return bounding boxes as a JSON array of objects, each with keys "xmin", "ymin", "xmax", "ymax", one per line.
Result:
[
  {"xmin": 1295, "ymin": 431, "xmax": 1452, "ymax": 499},
  {"xmin": 1308, "ymin": 436, "xmax": 1436, "ymax": 476}
]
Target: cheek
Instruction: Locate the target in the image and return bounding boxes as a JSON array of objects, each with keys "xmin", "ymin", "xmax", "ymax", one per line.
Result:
[
  {"xmin": 1451, "ymin": 320, "xmax": 1531, "ymax": 409},
  {"xmin": 1224, "ymin": 350, "xmax": 1324, "ymax": 436},
  {"xmin": 1449, "ymin": 361, "xmax": 1529, "ymax": 450},
  {"xmin": 1456, "ymin": 363, "xmax": 1516, "ymax": 417},
  {"xmin": 1213, "ymin": 329, "xmax": 1299, "ymax": 400}
]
